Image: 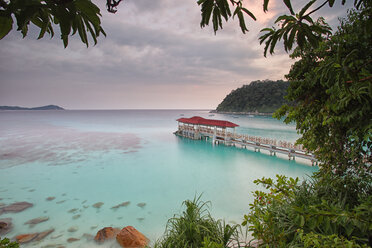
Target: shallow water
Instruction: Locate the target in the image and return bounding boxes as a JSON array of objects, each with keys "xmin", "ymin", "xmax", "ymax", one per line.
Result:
[{"xmin": 0, "ymin": 110, "xmax": 317, "ymax": 247}]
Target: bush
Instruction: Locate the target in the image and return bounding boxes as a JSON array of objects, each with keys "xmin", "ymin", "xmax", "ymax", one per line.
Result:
[
  {"xmin": 0, "ymin": 238, "xmax": 19, "ymax": 248},
  {"xmin": 243, "ymin": 174, "xmax": 372, "ymax": 248},
  {"xmin": 154, "ymin": 195, "xmax": 242, "ymax": 248}
]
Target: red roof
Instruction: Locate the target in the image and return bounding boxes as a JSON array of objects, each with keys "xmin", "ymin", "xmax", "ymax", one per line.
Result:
[{"xmin": 177, "ymin": 116, "xmax": 239, "ymax": 128}]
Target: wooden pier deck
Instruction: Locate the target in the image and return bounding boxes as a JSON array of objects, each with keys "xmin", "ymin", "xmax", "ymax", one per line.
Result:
[{"xmin": 175, "ymin": 126, "xmax": 318, "ymax": 165}]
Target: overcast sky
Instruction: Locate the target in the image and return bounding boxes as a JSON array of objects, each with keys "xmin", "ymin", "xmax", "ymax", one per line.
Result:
[{"xmin": 0, "ymin": 0, "xmax": 352, "ymax": 109}]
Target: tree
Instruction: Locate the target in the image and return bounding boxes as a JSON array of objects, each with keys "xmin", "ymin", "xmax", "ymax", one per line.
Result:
[
  {"xmin": 274, "ymin": 5, "xmax": 371, "ymax": 175},
  {"xmin": 198, "ymin": 0, "xmax": 367, "ymax": 55},
  {"xmin": 241, "ymin": 5, "xmax": 372, "ymax": 247},
  {"xmin": 0, "ymin": 0, "xmax": 126, "ymax": 47}
]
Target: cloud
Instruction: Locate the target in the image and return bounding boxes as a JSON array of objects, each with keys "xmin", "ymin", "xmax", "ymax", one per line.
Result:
[{"xmin": 0, "ymin": 0, "xmax": 351, "ymax": 109}]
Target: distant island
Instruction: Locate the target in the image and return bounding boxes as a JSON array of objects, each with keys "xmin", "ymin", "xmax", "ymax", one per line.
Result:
[
  {"xmin": 215, "ymin": 80, "xmax": 289, "ymax": 114},
  {"xmin": 0, "ymin": 105, "xmax": 65, "ymax": 110}
]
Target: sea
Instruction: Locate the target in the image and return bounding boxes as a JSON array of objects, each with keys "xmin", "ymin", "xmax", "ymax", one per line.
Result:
[{"xmin": 0, "ymin": 110, "xmax": 318, "ymax": 247}]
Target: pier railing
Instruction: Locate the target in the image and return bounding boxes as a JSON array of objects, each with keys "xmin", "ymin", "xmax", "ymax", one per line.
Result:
[{"xmin": 178, "ymin": 126, "xmax": 307, "ymax": 152}]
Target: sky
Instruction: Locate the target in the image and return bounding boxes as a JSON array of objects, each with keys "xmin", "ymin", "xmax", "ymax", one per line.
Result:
[{"xmin": 0, "ymin": 0, "xmax": 353, "ymax": 109}]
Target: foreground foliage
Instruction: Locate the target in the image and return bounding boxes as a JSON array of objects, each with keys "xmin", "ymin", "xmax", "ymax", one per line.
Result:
[
  {"xmin": 274, "ymin": 4, "xmax": 372, "ymax": 175},
  {"xmin": 0, "ymin": 238, "xmax": 19, "ymax": 248},
  {"xmin": 243, "ymin": 4, "xmax": 372, "ymax": 248},
  {"xmin": 0, "ymin": 0, "xmax": 106, "ymax": 47},
  {"xmin": 243, "ymin": 174, "xmax": 372, "ymax": 247},
  {"xmin": 154, "ymin": 196, "xmax": 242, "ymax": 248},
  {"xmin": 198, "ymin": 0, "xmax": 369, "ymax": 55}
]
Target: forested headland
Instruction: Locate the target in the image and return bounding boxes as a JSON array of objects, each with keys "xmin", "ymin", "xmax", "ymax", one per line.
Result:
[{"xmin": 216, "ymin": 80, "xmax": 289, "ymax": 113}]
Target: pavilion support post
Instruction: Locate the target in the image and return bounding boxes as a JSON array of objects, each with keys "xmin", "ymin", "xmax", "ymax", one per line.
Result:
[
  {"xmin": 224, "ymin": 127, "xmax": 227, "ymax": 145},
  {"xmin": 213, "ymin": 126, "xmax": 217, "ymax": 144}
]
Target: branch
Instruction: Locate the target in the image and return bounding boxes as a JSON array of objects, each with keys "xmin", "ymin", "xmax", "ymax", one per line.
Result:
[
  {"xmin": 0, "ymin": 0, "xmax": 8, "ymax": 8},
  {"xmin": 345, "ymin": 75, "xmax": 372, "ymax": 83},
  {"xmin": 302, "ymin": 0, "xmax": 329, "ymax": 19},
  {"xmin": 106, "ymin": 0, "xmax": 123, "ymax": 13}
]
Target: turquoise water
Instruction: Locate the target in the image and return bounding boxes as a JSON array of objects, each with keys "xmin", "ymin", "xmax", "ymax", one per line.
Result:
[{"xmin": 0, "ymin": 110, "xmax": 317, "ymax": 247}]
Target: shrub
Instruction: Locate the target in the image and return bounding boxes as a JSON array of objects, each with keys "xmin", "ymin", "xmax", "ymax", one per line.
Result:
[
  {"xmin": 155, "ymin": 195, "xmax": 241, "ymax": 248},
  {"xmin": 243, "ymin": 174, "xmax": 372, "ymax": 248},
  {"xmin": 0, "ymin": 238, "xmax": 19, "ymax": 248}
]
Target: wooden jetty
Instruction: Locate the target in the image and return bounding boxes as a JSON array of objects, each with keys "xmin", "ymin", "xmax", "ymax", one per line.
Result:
[{"xmin": 175, "ymin": 116, "xmax": 318, "ymax": 165}]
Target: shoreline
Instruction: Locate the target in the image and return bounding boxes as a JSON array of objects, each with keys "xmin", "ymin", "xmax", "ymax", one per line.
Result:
[{"xmin": 210, "ymin": 110, "xmax": 274, "ymax": 116}]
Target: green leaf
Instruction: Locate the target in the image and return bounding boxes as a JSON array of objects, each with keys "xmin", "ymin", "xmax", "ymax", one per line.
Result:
[
  {"xmin": 300, "ymin": 215, "xmax": 305, "ymax": 227},
  {"xmin": 0, "ymin": 14, "xmax": 13, "ymax": 39},
  {"xmin": 275, "ymin": 14, "xmax": 296, "ymax": 23},
  {"xmin": 287, "ymin": 25, "xmax": 297, "ymax": 50},
  {"xmin": 76, "ymin": 16, "xmax": 88, "ymax": 47},
  {"xmin": 296, "ymin": 28, "xmax": 305, "ymax": 48},
  {"xmin": 263, "ymin": 0, "xmax": 269, "ymax": 12},
  {"xmin": 200, "ymin": 0, "xmax": 214, "ymax": 27},
  {"xmin": 216, "ymin": 0, "xmax": 230, "ymax": 21},
  {"xmin": 75, "ymin": 0, "xmax": 101, "ymax": 26},
  {"xmin": 197, "ymin": 0, "xmax": 208, "ymax": 5},
  {"xmin": 83, "ymin": 18, "xmax": 97, "ymax": 45},
  {"xmin": 212, "ymin": 6, "xmax": 220, "ymax": 33},
  {"xmin": 237, "ymin": 10, "xmax": 248, "ymax": 33},
  {"xmin": 283, "ymin": 0, "xmax": 295, "ymax": 15},
  {"xmin": 241, "ymin": 7, "xmax": 256, "ymax": 21},
  {"xmin": 233, "ymin": 5, "xmax": 240, "ymax": 18},
  {"xmin": 299, "ymin": 0, "xmax": 316, "ymax": 18}
]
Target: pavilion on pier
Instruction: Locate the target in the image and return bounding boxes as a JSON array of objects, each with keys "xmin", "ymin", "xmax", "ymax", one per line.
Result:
[
  {"xmin": 175, "ymin": 116, "xmax": 318, "ymax": 165},
  {"xmin": 176, "ymin": 116, "xmax": 238, "ymax": 142}
]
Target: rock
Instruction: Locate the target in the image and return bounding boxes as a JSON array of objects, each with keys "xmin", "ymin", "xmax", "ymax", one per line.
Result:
[
  {"xmin": 51, "ymin": 234, "xmax": 63, "ymax": 239},
  {"xmin": 35, "ymin": 229, "xmax": 54, "ymax": 241},
  {"xmin": 111, "ymin": 201, "xmax": 130, "ymax": 209},
  {"xmin": 46, "ymin": 197, "xmax": 55, "ymax": 201},
  {"xmin": 68, "ymin": 226, "xmax": 78, "ymax": 232},
  {"xmin": 25, "ymin": 216, "xmax": 49, "ymax": 227},
  {"xmin": 67, "ymin": 238, "xmax": 80, "ymax": 243},
  {"xmin": 0, "ymin": 218, "xmax": 12, "ymax": 235},
  {"xmin": 15, "ymin": 233, "xmax": 39, "ymax": 243},
  {"xmin": 15, "ymin": 229, "xmax": 54, "ymax": 243},
  {"xmin": 94, "ymin": 227, "xmax": 120, "ymax": 243},
  {"xmin": 82, "ymin": 233, "xmax": 94, "ymax": 241},
  {"xmin": 136, "ymin": 203, "xmax": 146, "ymax": 208},
  {"xmin": 92, "ymin": 202, "xmax": 104, "ymax": 208},
  {"xmin": 67, "ymin": 208, "xmax": 78, "ymax": 213},
  {"xmin": 72, "ymin": 214, "xmax": 81, "ymax": 220},
  {"xmin": 116, "ymin": 226, "xmax": 149, "ymax": 248},
  {"xmin": 1, "ymin": 201, "xmax": 33, "ymax": 213},
  {"xmin": 41, "ymin": 245, "xmax": 65, "ymax": 248}
]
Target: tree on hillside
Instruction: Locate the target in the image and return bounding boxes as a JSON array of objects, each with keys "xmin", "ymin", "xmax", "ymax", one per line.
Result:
[{"xmin": 216, "ymin": 80, "xmax": 289, "ymax": 113}]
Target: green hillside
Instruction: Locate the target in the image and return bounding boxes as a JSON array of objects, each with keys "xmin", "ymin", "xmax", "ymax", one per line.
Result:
[{"xmin": 216, "ymin": 80, "xmax": 289, "ymax": 113}]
